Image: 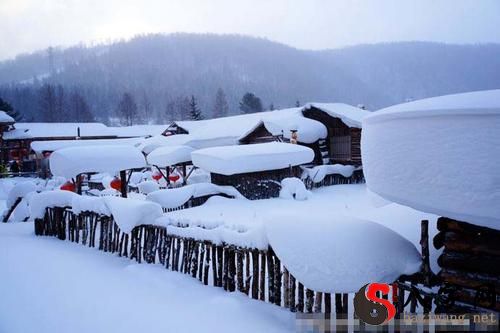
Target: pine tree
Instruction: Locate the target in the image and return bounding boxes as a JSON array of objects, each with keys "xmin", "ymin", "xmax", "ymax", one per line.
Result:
[
  {"xmin": 176, "ymin": 96, "xmax": 191, "ymax": 121},
  {"xmin": 0, "ymin": 97, "xmax": 22, "ymax": 121},
  {"xmin": 118, "ymin": 92, "xmax": 138, "ymax": 126},
  {"xmin": 239, "ymin": 92, "xmax": 263, "ymax": 114},
  {"xmin": 70, "ymin": 90, "xmax": 94, "ymax": 122},
  {"xmin": 55, "ymin": 85, "xmax": 65, "ymax": 121},
  {"xmin": 189, "ymin": 95, "xmax": 204, "ymax": 120},
  {"xmin": 38, "ymin": 84, "xmax": 57, "ymax": 122},
  {"xmin": 212, "ymin": 88, "xmax": 229, "ymax": 118}
]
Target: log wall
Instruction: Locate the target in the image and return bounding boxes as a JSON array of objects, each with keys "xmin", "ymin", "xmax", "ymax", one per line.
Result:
[{"xmin": 434, "ymin": 217, "xmax": 500, "ymax": 313}]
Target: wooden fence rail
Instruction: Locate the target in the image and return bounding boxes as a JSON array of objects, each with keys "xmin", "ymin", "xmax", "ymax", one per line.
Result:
[{"xmin": 34, "ymin": 207, "xmax": 432, "ymax": 319}]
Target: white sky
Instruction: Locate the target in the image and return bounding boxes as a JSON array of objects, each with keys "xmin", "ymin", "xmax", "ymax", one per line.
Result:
[{"xmin": 1, "ymin": 0, "xmax": 499, "ymax": 60}]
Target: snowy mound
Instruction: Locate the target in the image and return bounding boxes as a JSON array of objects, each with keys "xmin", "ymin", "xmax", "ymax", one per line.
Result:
[
  {"xmin": 71, "ymin": 196, "xmax": 111, "ymax": 216},
  {"xmin": 265, "ymin": 214, "xmax": 421, "ymax": 293},
  {"xmin": 362, "ymin": 89, "xmax": 500, "ymax": 228},
  {"xmin": 29, "ymin": 190, "xmax": 79, "ymax": 219},
  {"xmin": 147, "ymin": 145, "xmax": 194, "ymax": 166},
  {"xmin": 279, "ymin": 178, "xmax": 309, "ymax": 200},
  {"xmin": 50, "ymin": 145, "xmax": 147, "ymax": 179},
  {"xmin": 192, "ymin": 142, "xmax": 314, "ymax": 175},
  {"xmin": 0, "ymin": 110, "xmax": 15, "ymax": 123},
  {"xmin": 137, "ymin": 180, "xmax": 160, "ymax": 194},
  {"xmin": 6, "ymin": 181, "xmax": 38, "ymax": 209},
  {"xmin": 147, "ymin": 183, "xmax": 242, "ymax": 209},
  {"xmin": 103, "ymin": 197, "xmax": 163, "ymax": 233},
  {"xmin": 138, "ymin": 134, "xmax": 191, "ymax": 154}
]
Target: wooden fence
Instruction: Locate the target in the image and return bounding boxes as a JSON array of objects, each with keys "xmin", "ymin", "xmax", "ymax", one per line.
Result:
[
  {"xmin": 34, "ymin": 207, "xmax": 435, "ymax": 322},
  {"xmin": 303, "ymin": 169, "xmax": 365, "ymax": 190}
]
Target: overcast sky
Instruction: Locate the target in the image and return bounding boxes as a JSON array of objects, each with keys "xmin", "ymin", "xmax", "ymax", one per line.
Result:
[{"xmin": 1, "ymin": 0, "xmax": 499, "ymax": 61}]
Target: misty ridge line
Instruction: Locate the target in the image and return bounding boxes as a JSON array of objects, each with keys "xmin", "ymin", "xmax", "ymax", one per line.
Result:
[
  {"xmin": 3, "ymin": 32, "xmax": 500, "ymax": 63},
  {"xmin": 1, "ymin": 32, "xmax": 500, "ymax": 124}
]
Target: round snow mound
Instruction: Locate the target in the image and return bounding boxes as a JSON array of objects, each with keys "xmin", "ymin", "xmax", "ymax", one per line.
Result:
[{"xmin": 265, "ymin": 214, "xmax": 421, "ymax": 293}]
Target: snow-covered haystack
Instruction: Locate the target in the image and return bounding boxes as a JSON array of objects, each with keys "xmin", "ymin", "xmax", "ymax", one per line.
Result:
[
  {"xmin": 362, "ymin": 89, "xmax": 500, "ymax": 228},
  {"xmin": 265, "ymin": 214, "xmax": 421, "ymax": 293},
  {"xmin": 279, "ymin": 178, "xmax": 310, "ymax": 200},
  {"xmin": 192, "ymin": 142, "xmax": 314, "ymax": 175},
  {"xmin": 29, "ymin": 190, "xmax": 79, "ymax": 219},
  {"xmin": 50, "ymin": 145, "xmax": 147, "ymax": 179},
  {"xmin": 103, "ymin": 197, "xmax": 163, "ymax": 233}
]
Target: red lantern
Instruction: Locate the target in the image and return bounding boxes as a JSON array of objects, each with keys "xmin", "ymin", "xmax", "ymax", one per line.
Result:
[
  {"xmin": 152, "ymin": 172, "xmax": 162, "ymax": 181},
  {"xmin": 168, "ymin": 174, "xmax": 180, "ymax": 183},
  {"xmin": 60, "ymin": 181, "xmax": 76, "ymax": 192},
  {"xmin": 110, "ymin": 178, "xmax": 122, "ymax": 191}
]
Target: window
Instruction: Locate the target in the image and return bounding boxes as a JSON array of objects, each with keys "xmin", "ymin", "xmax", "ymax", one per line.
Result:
[{"xmin": 330, "ymin": 135, "xmax": 351, "ymax": 160}]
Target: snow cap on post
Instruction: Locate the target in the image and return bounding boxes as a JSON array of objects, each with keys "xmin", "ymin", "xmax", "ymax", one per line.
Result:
[{"xmin": 49, "ymin": 145, "xmax": 147, "ymax": 179}]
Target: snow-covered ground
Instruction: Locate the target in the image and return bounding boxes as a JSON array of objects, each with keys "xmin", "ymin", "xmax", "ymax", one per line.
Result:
[
  {"xmin": 0, "ymin": 177, "xmax": 439, "ymax": 332},
  {"xmin": 0, "ymin": 222, "xmax": 294, "ymax": 333}
]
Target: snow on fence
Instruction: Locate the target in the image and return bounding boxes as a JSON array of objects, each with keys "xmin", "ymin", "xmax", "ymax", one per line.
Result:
[
  {"xmin": 301, "ymin": 165, "xmax": 365, "ymax": 190},
  {"xmin": 34, "ymin": 205, "xmax": 436, "ymax": 321}
]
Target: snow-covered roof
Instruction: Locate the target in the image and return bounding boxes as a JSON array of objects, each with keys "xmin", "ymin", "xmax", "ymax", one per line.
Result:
[
  {"xmin": 170, "ymin": 104, "xmax": 365, "ymax": 149},
  {"xmin": 49, "ymin": 145, "xmax": 147, "ymax": 179},
  {"xmin": 362, "ymin": 89, "xmax": 500, "ymax": 229},
  {"xmin": 239, "ymin": 107, "xmax": 328, "ymax": 144},
  {"xmin": 3, "ymin": 122, "xmax": 114, "ymax": 140},
  {"xmin": 30, "ymin": 137, "xmax": 144, "ymax": 154},
  {"xmin": 107, "ymin": 125, "xmax": 169, "ymax": 138},
  {"xmin": 137, "ymin": 134, "xmax": 191, "ymax": 154},
  {"xmin": 192, "ymin": 142, "xmax": 315, "ymax": 175},
  {"xmin": 146, "ymin": 145, "xmax": 194, "ymax": 166},
  {"xmin": 304, "ymin": 103, "xmax": 371, "ymax": 128},
  {"xmin": 0, "ymin": 110, "xmax": 15, "ymax": 124}
]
